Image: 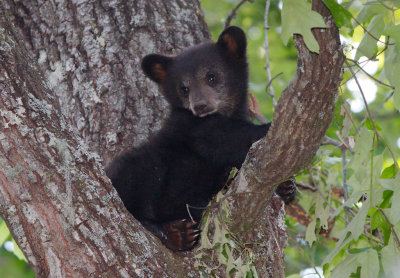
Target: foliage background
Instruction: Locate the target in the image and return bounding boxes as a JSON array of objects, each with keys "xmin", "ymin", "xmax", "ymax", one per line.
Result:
[
  {"xmin": 202, "ymin": 1, "xmax": 400, "ymax": 275},
  {"xmin": 1, "ymin": 0, "xmax": 399, "ymax": 277}
]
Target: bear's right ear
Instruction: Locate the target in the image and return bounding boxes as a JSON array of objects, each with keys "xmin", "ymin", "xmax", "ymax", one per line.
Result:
[
  {"xmin": 141, "ymin": 54, "xmax": 173, "ymax": 84},
  {"xmin": 217, "ymin": 26, "xmax": 247, "ymax": 59}
]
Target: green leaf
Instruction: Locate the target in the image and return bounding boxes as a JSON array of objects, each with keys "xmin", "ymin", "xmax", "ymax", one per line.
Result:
[
  {"xmin": 322, "ymin": 0, "xmax": 353, "ymax": 28},
  {"xmin": 380, "ymin": 164, "xmax": 398, "ymax": 179},
  {"xmin": 390, "ymin": 174, "xmax": 400, "ymax": 224},
  {"xmin": 348, "ymin": 247, "xmax": 370, "ymax": 254},
  {"xmin": 348, "ymin": 153, "xmax": 383, "ymax": 193},
  {"xmin": 246, "ymin": 270, "xmax": 256, "ymax": 278},
  {"xmin": 355, "ymin": 14, "xmax": 385, "ymax": 60},
  {"xmin": 374, "ymin": 140, "xmax": 385, "ymax": 156},
  {"xmin": 386, "ymin": 0, "xmax": 400, "ymax": 9},
  {"xmin": 322, "ymin": 234, "xmax": 353, "ymax": 266},
  {"xmin": 316, "ymin": 194, "xmax": 329, "ymax": 230},
  {"xmin": 331, "ymin": 254, "xmax": 360, "ymax": 278},
  {"xmin": 383, "ymin": 22, "xmax": 400, "ymax": 53},
  {"xmin": 281, "ymin": 0, "xmax": 326, "ymax": 53},
  {"xmin": 365, "ymin": 118, "xmax": 373, "ymax": 130},
  {"xmin": 365, "ymin": 118, "xmax": 381, "ymax": 131},
  {"xmin": 380, "ymin": 172, "xmax": 400, "ymax": 191},
  {"xmin": 347, "ymin": 128, "xmax": 383, "ymax": 193},
  {"xmin": 199, "ymin": 216, "xmax": 213, "ymax": 249},
  {"xmin": 380, "ymin": 190, "xmax": 394, "ymax": 209},
  {"xmin": 347, "ymin": 128, "xmax": 373, "ymax": 173},
  {"xmin": 371, "ymin": 208, "xmax": 391, "ymax": 244},
  {"xmin": 381, "ymin": 236, "xmax": 400, "ymax": 278},
  {"xmin": 305, "ymin": 218, "xmax": 317, "ymax": 246},
  {"xmin": 355, "ymin": 2, "xmax": 387, "ymax": 25},
  {"xmin": 340, "ymin": 101, "xmax": 353, "ymax": 137},
  {"xmin": 382, "ymin": 24, "xmax": 400, "ymax": 111},
  {"xmin": 221, "ymin": 243, "xmax": 229, "ymax": 261},
  {"xmin": 394, "ymin": 91, "xmax": 400, "ymax": 112},
  {"xmin": 357, "ymin": 249, "xmax": 379, "ymax": 278},
  {"xmin": 347, "ymin": 201, "xmax": 370, "ymax": 241},
  {"xmin": 334, "ymin": 99, "xmax": 345, "ymax": 128}
]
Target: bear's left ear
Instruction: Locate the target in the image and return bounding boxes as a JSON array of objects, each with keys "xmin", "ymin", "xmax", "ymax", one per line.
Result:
[
  {"xmin": 141, "ymin": 54, "xmax": 173, "ymax": 84},
  {"xmin": 217, "ymin": 26, "xmax": 247, "ymax": 58}
]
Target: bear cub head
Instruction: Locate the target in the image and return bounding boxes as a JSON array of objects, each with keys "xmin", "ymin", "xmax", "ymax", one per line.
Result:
[{"xmin": 141, "ymin": 26, "xmax": 249, "ymax": 119}]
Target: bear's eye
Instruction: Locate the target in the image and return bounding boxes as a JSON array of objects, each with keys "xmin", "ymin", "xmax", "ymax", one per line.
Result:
[
  {"xmin": 180, "ymin": 86, "xmax": 190, "ymax": 96},
  {"xmin": 207, "ymin": 73, "xmax": 216, "ymax": 85}
]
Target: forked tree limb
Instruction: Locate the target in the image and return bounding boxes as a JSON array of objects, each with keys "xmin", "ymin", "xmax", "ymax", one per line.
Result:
[
  {"xmin": 0, "ymin": 0, "xmax": 343, "ymax": 277},
  {"xmin": 223, "ymin": 0, "xmax": 344, "ymax": 275}
]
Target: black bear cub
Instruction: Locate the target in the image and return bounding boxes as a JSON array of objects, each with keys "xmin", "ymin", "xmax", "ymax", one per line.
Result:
[{"xmin": 106, "ymin": 26, "xmax": 295, "ymax": 251}]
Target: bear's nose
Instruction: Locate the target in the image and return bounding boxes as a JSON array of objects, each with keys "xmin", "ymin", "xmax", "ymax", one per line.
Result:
[{"xmin": 193, "ymin": 103, "xmax": 208, "ymax": 115}]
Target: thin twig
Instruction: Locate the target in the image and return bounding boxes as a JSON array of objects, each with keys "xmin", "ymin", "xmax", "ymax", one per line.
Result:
[
  {"xmin": 248, "ymin": 92, "xmax": 269, "ymax": 124},
  {"xmin": 374, "ymin": 36, "xmax": 391, "ymax": 58},
  {"xmin": 375, "ymin": 0, "xmax": 398, "ymax": 12},
  {"xmin": 352, "ymin": 16, "xmax": 395, "ymax": 47},
  {"xmin": 295, "ymin": 181, "xmax": 317, "ymax": 192},
  {"xmin": 369, "ymin": 135, "xmax": 376, "ymax": 245},
  {"xmin": 336, "ymin": 131, "xmax": 353, "ymax": 152},
  {"xmin": 265, "ymin": 72, "xmax": 283, "ymax": 105},
  {"xmin": 341, "ymin": 37, "xmax": 391, "ymax": 89},
  {"xmin": 224, "ymin": 0, "xmax": 251, "ymax": 29},
  {"xmin": 344, "ymin": 59, "xmax": 380, "ymax": 142},
  {"xmin": 342, "ymin": 146, "xmax": 350, "ymax": 222},
  {"xmin": 341, "ymin": 37, "xmax": 391, "ymax": 88},
  {"xmin": 346, "ymin": 58, "xmax": 395, "ymax": 90},
  {"xmin": 264, "ymin": 0, "xmax": 277, "ymax": 107},
  {"xmin": 321, "ymin": 135, "xmax": 342, "ymax": 148},
  {"xmin": 186, "ymin": 204, "xmax": 195, "ymax": 222},
  {"xmin": 372, "ymin": 91, "xmax": 395, "ymax": 119},
  {"xmin": 377, "ymin": 208, "xmax": 400, "ymax": 249}
]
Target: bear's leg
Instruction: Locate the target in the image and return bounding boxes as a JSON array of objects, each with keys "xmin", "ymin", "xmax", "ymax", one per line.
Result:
[
  {"xmin": 162, "ymin": 219, "xmax": 200, "ymax": 251},
  {"xmin": 275, "ymin": 177, "xmax": 297, "ymax": 204},
  {"xmin": 142, "ymin": 219, "xmax": 200, "ymax": 251}
]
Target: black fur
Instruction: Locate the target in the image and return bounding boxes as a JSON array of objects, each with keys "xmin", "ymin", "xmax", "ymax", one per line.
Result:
[{"xmin": 106, "ymin": 26, "xmax": 295, "ymax": 251}]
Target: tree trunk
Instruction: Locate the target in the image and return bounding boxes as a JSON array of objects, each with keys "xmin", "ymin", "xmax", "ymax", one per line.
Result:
[
  {"xmin": 2, "ymin": 0, "xmax": 209, "ymax": 166},
  {"xmin": 0, "ymin": 0, "xmax": 343, "ymax": 277}
]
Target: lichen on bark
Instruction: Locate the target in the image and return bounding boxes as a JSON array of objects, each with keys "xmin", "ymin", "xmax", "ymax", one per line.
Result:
[{"xmin": 0, "ymin": 0, "xmax": 343, "ymax": 277}]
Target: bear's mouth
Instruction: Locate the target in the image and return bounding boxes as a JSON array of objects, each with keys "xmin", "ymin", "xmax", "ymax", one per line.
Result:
[{"xmin": 192, "ymin": 108, "xmax": 218, "ymax": 118}]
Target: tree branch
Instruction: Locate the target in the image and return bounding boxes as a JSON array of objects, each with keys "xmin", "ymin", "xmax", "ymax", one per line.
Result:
[
  {"xmin": 224, "ymin": 0, "xmax": 252, "ymax": 29},
  {"xmin": 264, "ymin": 0, "xmax": 277, "ymax": 106},
  {"xmin": 0, "ymin": 1, "xmax": 210, "ymax": 276},
  {"xmin": 217, "ymin": 0, "xmax": 344, "ymax": 275}
]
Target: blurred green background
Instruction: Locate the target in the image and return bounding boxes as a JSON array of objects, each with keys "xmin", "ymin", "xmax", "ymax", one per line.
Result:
[{"xmin": 0, "ymin": 219, "xmax": 34, "ymax": 278}]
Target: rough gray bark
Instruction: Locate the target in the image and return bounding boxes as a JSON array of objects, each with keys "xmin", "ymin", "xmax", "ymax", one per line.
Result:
[
  {"xmin": 211, "ymin": 1, "xmax": 344, "ymax": 277},
  {"xmin": 3, "ymin": 0, "xmax": 209, "ymax": 166},
  {"xmin": 0, "ymin": 16, "xmax": 203, "ymax": 278},
  {"xmin": 0, "ymin": 0, "xmax": 210, "ymax": 277},
  {"xmin": 0, "ymin": 0, "xmax": 343, "ymax": 277}
]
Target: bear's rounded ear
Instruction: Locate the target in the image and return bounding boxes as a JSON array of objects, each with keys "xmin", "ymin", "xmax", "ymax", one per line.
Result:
[
  {"xmin": 217, "ymin": 26, "xmax": 247, "ymax": 58},
  {"xmin": 141, "ymin": 54, "xmax": 173, "ymax": 84}
]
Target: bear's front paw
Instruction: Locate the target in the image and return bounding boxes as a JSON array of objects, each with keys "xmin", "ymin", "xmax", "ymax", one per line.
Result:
[
  {"xmin": 275, "ymin": 177, "xmax": 297, "ymax": 204},
  {"xmin": 162, "ymin": 219, "xmax": 200, "ymax": 251}
]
